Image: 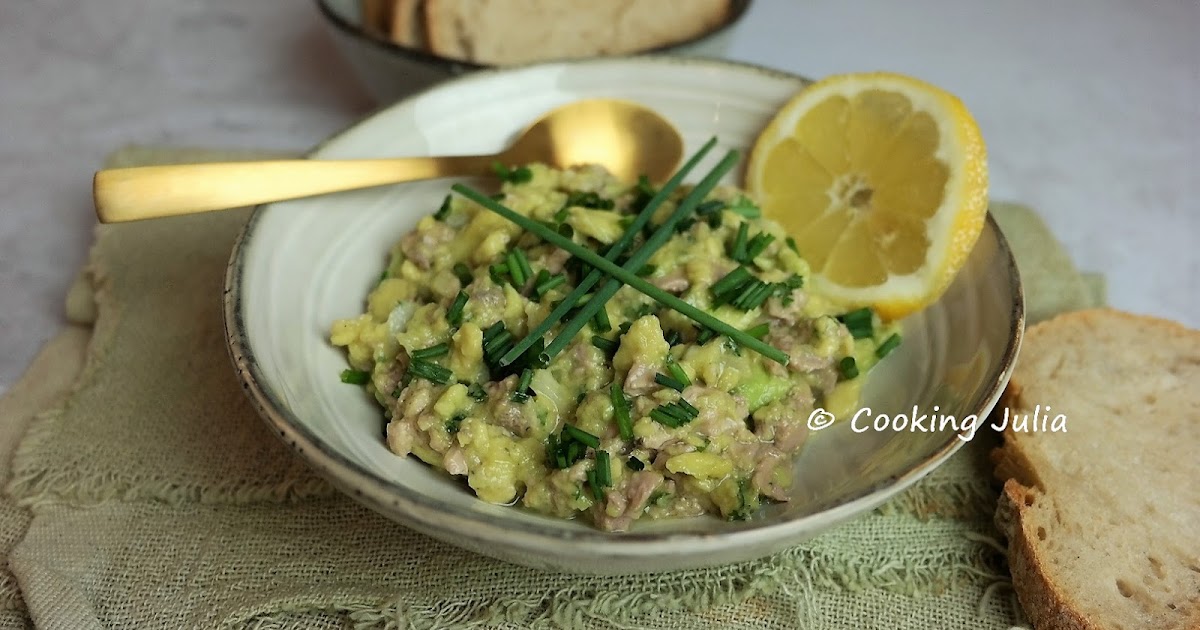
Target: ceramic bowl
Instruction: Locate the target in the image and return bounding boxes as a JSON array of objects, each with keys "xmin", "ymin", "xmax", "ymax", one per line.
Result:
[
  {"xmin": 316, "ymin": 0, "xmax": 754, "ymax": 103},
  {"xmin": 224, "ymin": 56, "xmax": 1024, "ymax": 575}
]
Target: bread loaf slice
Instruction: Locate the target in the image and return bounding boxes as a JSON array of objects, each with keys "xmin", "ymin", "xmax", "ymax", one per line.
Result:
[
  {"xmin": 424, "ymin": 0, "xmax": 730, "ymax": 65},
  {"xmin": 389, "ymin": 0, "xmax": 427, "ymax": 49},
  {"xmin": 994, "ymin": 309, "xmax": 1200, "ymax": 630},
  {"xmin": 361, "ymin": 0, "xmax": 394, "ymax": 37}
]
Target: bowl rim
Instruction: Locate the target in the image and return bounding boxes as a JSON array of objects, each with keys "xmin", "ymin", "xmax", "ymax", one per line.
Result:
[
  {"xmin": 223, "ymin": 55, "xmax": 1025, "ymax": 564},
  {"xmin": 315, "ymin": 0, "xmax": 755, "ymax": 72}
]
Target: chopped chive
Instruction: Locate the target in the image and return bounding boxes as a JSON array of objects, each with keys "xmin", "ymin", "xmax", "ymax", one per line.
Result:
[
  {"xmin": 746, "ymin": 282, "xmax": 775, "ymax": 309},
  {"xmin": 591, "ymin": 306, "xmax": 612, "ymax": 332},
  {"xmin": 482, "ymin": 321, "xmax": 506, "ymax": 343},
  {"xmin": 411, "ymin": 342, "xmax": 449, "ymax": 359},
  {"xmin": 732, "ymin": 222, "xmax": 749, "ymax": 261},
  {"xmin": 696, "ymin": 328, "xmax": 718, "ymax": 345},
  {"xmin": 838, "ymin": 356, "xmax": 860, "ymax": 380},
  {"xmin": 711, "ymin": 266, "xmax": 752, "ymax": 297},
  {"xmin": 650, "ymin": 408, "xmax": 686, "ymax": 428},
  {"xmin": 446, "ymin": 290, "xmax": 468, "ymax": 327},
  {"xmin": 510, "ymin": 391, "xmax": 530, "ymax": 404},
  {"xmin": 408, "ymin": 359, "xmax": 452, "ymax": 385},
  {"xmin": 452, "ymin": 155, "xmax": 790, "ymax": 366},
  {"xmin": 731, "ymin": 280, "xmax": 764, "ymax": 310},
  {"xmin": 667, "ymin": 361, "xmax": 691, "ymax": 388},
  {"xmin": 745, "ymin": 233, "xmax": 776, "ymax": 261},
  {"xmin": 445, "ymin": 414, "xmax": 464, "ymax": 434},
  {"xmin": 452, "ymin": 263, "xmax": 473, "ymax": 286},
  {"xmin": 506, "ymin": 251, "xmax": 526, "ymax": 287},
  {"xmin": 434, "ymin": 195, "xmax": 452, "ymax": 220},
  {"xmin": 876, "ymin": 333, "xmax": 902, "ymax": 358},
  {"xmin": 839, "ymin": 308, "xmax": 873, "ymax": 327},
  {"xmin": 533, "ymin": 268, "xmax": 550, "ymax": 289},
  {"xmin": 553, "ymin": 205, "xmax": 572, "ymax": 223},
  {"xmin": 654, "ymin": 373, "xmax": 686, "ymax": 392},
  {"xmin": 636, "ymin": 264, "xmax": 657, "ymax": 277},
  {"xmin": 664, "ymin": 330, "xmax": 683, "ymax": 346},
  {"xmin": 511, "ymin": 368, "xmax": 533, "ymax": 402},
  {"xmin": 786, "ymin": 236, "xmax": 799, "ymax": 254},
  {"xmin": 728, "ymin": 196, "xmax": 762, "ymax": 218},
  {"xmin": 535, "ymin": 273, "xmax": 566, "ymax": 298},
  {"xmin": 557, "ymin": 222, "xmax": 574, "ymax": 238},
  {"xmin": 695, "ymin": 199, "xmax": 726, "ymax": 215},
  {"xmin": 513, "ymin": 249, "xmax": 534, "ymax": 285},
  {"xmin": 467, "ymin": 383, "xmax": 488, "ymax": 402},
  {"xmin": 484, "ymin": 329, "xmax": 513, "ymax": 354},
  {"xmin": 677, "ymin": 399, "xmax": 699, "ymax": 418},
  {"xmin": 563, "ymin": 424, "xmax": 600, "ymax": 449},
  {"xmin": 536, "ymin": 150, "xmax": 747, "ymax": 364},
  {"xmin": 595, "ymin": 450, "xmax": 612, "ymax": 486},
  {"xmin": 610, "ymin": 382, "xmax": 633, "ymax": 440},
  {"xmin": 586, "ymin": 469, "xmax": 603, "ymax": 501},
  {"xmin": 378, "ymin": 270, "xmax": 388, "ymax": 283},
  {"xmin": 489, "ymin": 263, "xmax": 509, "ymax": 285},
  {"xmin": 339, "ymin": 369, "xmax": 370, "ymax": 385},
  {"xmin": 848, "ymin": 325, "xmax": 874, "ymax": 340},
  {"xmin": 591, "ymin": 335, "xmax": 618, "ymax": 354},
  {"xmin": 745, "ymin": 323, "xmax": 770, "ymax": 340},
  {"xmin": 626, "ymin": 456, "xmax": 646, "ymax": 471},
  {"xmin": 494, "ymin": 139, "xmax": 720, "ymax": 367},
  {"xmin": 491, "ymin": 162, "xmax": 532, "ymax": 184},
  {"xmin": 783, "ymin": 274, "xmax": 804, "ymax": 289},
  {"xmin": 563, "ymin": 190, "xmax": 614, "ymax": 210},
  {"xmin": 636, "ymin": 175, "xmax": 655, "ymax": 197},
  {"xmin": 658, "ymin": 403, "xmax": 690, "ymax": 422}
]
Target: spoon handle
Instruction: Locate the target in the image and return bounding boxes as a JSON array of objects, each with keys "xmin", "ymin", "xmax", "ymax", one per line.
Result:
[{"xmin": 93, "ymin": 155, "xmax": 497, "ymax": 223}]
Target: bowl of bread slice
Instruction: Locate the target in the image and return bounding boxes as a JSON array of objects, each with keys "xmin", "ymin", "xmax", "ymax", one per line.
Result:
[{"xmin": 318, "ymin": 0, "xmax": 752, "ymax": 103}]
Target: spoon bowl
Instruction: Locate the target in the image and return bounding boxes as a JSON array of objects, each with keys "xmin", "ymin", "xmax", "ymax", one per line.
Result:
[{"xmin": 92, "ymin": 98, "xmax": 684, "ymax": 223}]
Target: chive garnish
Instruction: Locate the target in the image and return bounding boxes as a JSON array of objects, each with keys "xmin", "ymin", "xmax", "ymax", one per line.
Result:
[
  {"xmin": 677, "ymin": 399, "xmax": 699, "ymax": 417},
  {"xmin": 586, "ymin": 469, "xmax": 604, "ymax": 501},
  {"xmin": 711, "ymin": 266, "xmax": 752, "ymax": 298},
  {"xmin": 489, "ymin": 263, "xmax": 508, "ymax": 285},
  {"xmin": 411, "ymin": 342, "xmax": 449, "ymax": 360},
  {"xmin": 732, "ymin": 222, "xmax": 749, "ymax": 261},
  {"xmin": 666, "ymin": 361, "xmax": 691, "ymax": 388},
  {"xmin": 483, "ymin": 329, "xmax": 513, "ymax": 355},
  {"xmin": 591, "ymin": 306, "xmax": 612, "ymax": 333},
  {"xmin": 563, "ymin": 425, "xmax": 600, "ymax": 448},
  {"xmin": 876, "ymin": 333, "xmax": 902, "ymax": 358},
  {"xmin": 695, "ymin": 328, "xmax": 717, "ymax": 345},
  {"xmin": 595, "ymin": 450, "xmax": 612, "ymax": 487},
  {"xmin": 535, "ymin": 150, "xmax": 749, "ymax": 365},
  {"xmin": 452, "ymin": 165, "xmax": 790, "ymax": 366},
  {"xmin": 610, "ymin": 382, "xmax": 633, "ymax": 440},
  {"xmin": 654, "ymin": 373, "xmax": 686, "ymax": 392},
  {"xmin": 447, "ymin": 290, "xmax": 468, "ymax": 326},
  {"xmin": 745, "ymin": 323, "xmax": 770, "ymax": 340},
  {"xmin": 513, "ymin": 249, "xmax": 534, "ymax": 285},
  {"xmin": 340, "ymin": 369, "xmax": 370, "ymax": 385},
  {"xmin": 728, "ymin": 196, "xmax": 762, "ymax": 218},
  {"xmin": 453, "ymin": 262, "xmax": 473, "ymax": 286},
  {"xmin": 664, "ymin": 330, "xmax": 683, "ymax": 346},
  {"xmin": 506, "ymin": 251, "xmax": 526, "ymax": 287},
  {"xmin": 535, "ymin": 273, "xmax": 566, "ymax": 298},
  {"xmin": 482, "ymin": 321, "xmax": 506, "ymax": 343},
  {"xmin": 785, "ymin": 236, "xmax": 799, "ymax": 254},
  {"xmin": 838, "ymin": 356, "xmax": 860, "ymax": 380},
  {"xmin": 467, "ymin": 383, "xmax": 488, "ymax": 402},
  {"xmin": 445, "ymin": 414, "xmax": 464, "ymax": 434},
  {"xmin": 591, "ymin": 335, "xmax": 618, "ymax": 355},
  {"xmin": 695, "ymin": 199, "xmax": 726, "ymax": 216},
  {"xmin": 636, "ymin": 264, "xmax": 657, "ymax": 277},
  {"xmin": 493, "ymin": 138, "xmax": 719, "ymax": 366},
  {"xmin": 744, "ymin": 233, "xmax": 776, "ymax": 261},
  {"xmin": 434, "ymin": 195, "xmax": 452, "ymax": 221},
  {"xmin": 511, "ymin": 368, "xmax": 533, "ymax": 403},
  {"xmin": 492, "ymin": 162, "xmax": 532, "ymax": 184},
  {"xmin": 626, "ymin": 456, "xmax": 645, "ymax": 471},
  {"xmin": 650, "ymin": 408, "xmax": 684, "ymax": 428},
  {"xmin": 408, "ymin": 359, "xmax": 452, "ymax": 385}
]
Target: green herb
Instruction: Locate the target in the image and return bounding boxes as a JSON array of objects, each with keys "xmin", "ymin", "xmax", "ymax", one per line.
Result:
[
  {"xmin": 411, "ymin": 342, "xmax": 449, "ymax": 360},
  {"xmin": 482, "ymin": 321, "xmax": 506, "ymax": 343},
  {"xmin": 732, "ymin": 222, "xmax": 749, "ymax": 261},
  {"xmin": 664, "ymin": 330, "xmax": 683, "ymax": 346},
  {"xmin": 493, "ymin": 138, "xmax": 719, "ymax": 366},
  {"xmin": 650, "ymin": 408, "xmax": 686, "ymax": 428},
  {"xmin": 695, "ymin": 199, "xmax": 726, "ymax": 216},
  {"xmin": 511, "ymin": 368, "xmax": 534, "ymax": 403},
  {"xmin": 563, "ymin": 424, "xmax": 600, "ymax": 449},
  {"xmin": 744, "ymin": 232, "xmax": 776, "ymax": 261},
  {"xmin": 591, "ymin": 335, "xmax": 618, "ymax": 355},
  {"xmin": 677, "ymin": 398, "xmax": 699, "ymax": 417},
  {"xmin": 728, "ymin": 196, "xmax": 762, "ymax": 218},
  {"xmin": 611, "ymin": 382, "xmax": 633, "ymax": 440},
  {"xmin": 506, "ymin": 250, "xmax": 527, "ymax": 287},
  {"xmin": 378, "ymin": 270, "xmax": 388, "ymax": 283},
  {"xmin": 339, "ymin": 369, "xmax": 370, "ymax": 385},
  {"xmin": 452, "ymin": 154, "xmax": 790, "ymax": 366},
  {"xmin": 745, "ymin": 323, "xmax": 770, "ymax": 340},
  {"xmin": 492, "ymin": 162, "xmax": 532, "ymax": 184},
  {"xmin": 838, "ymin": 356, "xmax": 860, "ymax": 380},
  {"xmin": 711, "ymin": 266, "xmax": 752, "ymax": 298},
  {"xmin": 447, "ymin": 290, "xmax": 468, "ymax": 326},
  {"xmin": 649, "ymin": 400, "xmax": 699, "ymax": 428},
  {"xmin": 488, "ymin": 263, "xmax": 509, "ymax": 285},
  {"xmin": 839, "ymin": 308, "xmax": 874, "ymax": 339},
  {"xmin": 595, "ymin": 450, "xmax": 612, "ymax": 487},
  {"xmin": 785, "ymin": 236, "xmax": 799, "ymax": 254},
  {"xmin": 452, "ymin": 262, "xmax": 473, "ymax": 286},
  {"xmin": 591, "ymin": 306, "xmax": 612, "ymax": 333},
  {"xmin": 408, "ymin": 359, "xmax": 452, "ymax": 385},
  {"xmin": 445, "ymin": 414, "xmax": 465, "ymax": 434},
  {"xmin": 636, "ymin": 264, "xmax": 657, "ymax": 277},
  {"xmin": 626, "ymin": 456, "xmax": 645, "ymax": 471},
  {"xmin": 513, "ymin": 249, "xmax": 534, "ymax": 285},
  {"xmin": 654, "ymin": 372, "xmax": 686, "ymax": 392},
  {"xmin": 586, "ymin": 469, "xmax": 604, "ymax": 501},
  {"xmin": 876, "ymin": 333, "xmax": 902, "ymax": 358},
  {"xmin": 467, "ymin": 383, "xmax": 488, "ymax": 402},
  {"xmin": 434, "ymin": 195, "xmax": 452, "ymax": 220},
  {"xmin": 534, "ymin": 273, "xmax": 566, "ymax": 298},
  {"xmin": 666, "ymin": 360, "xmax": 691, "ymax": 388},
  {"xmin": 636, "ymin": 175, "xmax": 655, "ymax": 198},
  {"xmin": 563, "ymin": 190, "xmax": 614, "ymax": 210},
  {"xmin": 696, "ymin": 328, "xmax": 718, "ymax": 345}
]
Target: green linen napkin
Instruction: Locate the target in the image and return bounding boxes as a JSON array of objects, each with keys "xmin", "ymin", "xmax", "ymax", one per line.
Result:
[{"xmin": 0, "ymin": 146, "xmax": 1102, "ymax": 629}]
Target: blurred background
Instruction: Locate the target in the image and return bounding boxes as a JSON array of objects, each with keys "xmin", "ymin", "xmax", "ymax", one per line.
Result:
[{"xmin": 0, "ymin": 0, "xmax": 1197, "ymax": 393}]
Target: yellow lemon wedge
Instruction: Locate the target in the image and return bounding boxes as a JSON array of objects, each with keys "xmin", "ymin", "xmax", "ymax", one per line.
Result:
[{"xmin": 746, "ymin": 72, "xmax": 988, "ymax": 320}]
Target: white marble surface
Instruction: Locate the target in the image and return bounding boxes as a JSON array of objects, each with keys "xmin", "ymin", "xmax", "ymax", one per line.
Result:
[{"xmin": 1, "ymin": 0, "xmax": 1197, "ymax": 394}]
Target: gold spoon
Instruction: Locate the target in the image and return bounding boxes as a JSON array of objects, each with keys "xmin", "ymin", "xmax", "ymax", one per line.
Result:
[{"xmin": 93, "ymin": 99, "xmax": 684, "ymax": 223}]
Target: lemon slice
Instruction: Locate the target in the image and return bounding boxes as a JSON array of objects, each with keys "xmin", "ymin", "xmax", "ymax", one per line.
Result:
[{"xmin": 746, "ymin": 72, "xmax": 988, "ymax": 319}]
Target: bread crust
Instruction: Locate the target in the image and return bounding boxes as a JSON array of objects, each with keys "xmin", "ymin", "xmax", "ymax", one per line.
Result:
[
  {"xmin": 390, "ymin": 0, "xmax": 426, "ymax": 49},
  {"xmin": 993, "ymin": 308, "xmax": 1200, "ymax": 630}
]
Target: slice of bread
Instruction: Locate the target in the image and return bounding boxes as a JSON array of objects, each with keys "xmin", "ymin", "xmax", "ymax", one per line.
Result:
[
  {"xmin": 389, "ymin": 0, "xmax": 427, "ymax": 49},
  {"xmin": 361, "ymin": 0, "xmax": 394, "ymax": 37},
  {"xmin": 993, "ymin": 309, "xmax": 1200, "ymax": 630},
  {"xmin": 424, "ymin": 0, "xmax": 730, "ymax": 65}
]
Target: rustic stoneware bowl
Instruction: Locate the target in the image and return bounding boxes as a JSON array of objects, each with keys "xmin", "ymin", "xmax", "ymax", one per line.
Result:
[
  {"xmin": 224, "ymin": 56, "xmax": 1024, "ymax": 575},
  {"xmin": 316, "ymin": 0, "xmax": 755, "ymax": 103}
]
